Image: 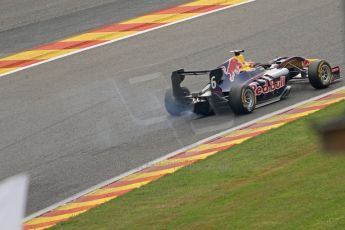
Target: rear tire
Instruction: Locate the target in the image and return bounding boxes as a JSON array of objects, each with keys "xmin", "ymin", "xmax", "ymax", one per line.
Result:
[
  {"xmin": 308, "ymin": 60, "xmax": 333, "ymax": 89},
  {"xmin": 164, "ymin": 88, "xmax": 191, "ymax": 116},
  {"xmin": 229, "ymin": 85, "xmax": 256, "ymax": 115}
]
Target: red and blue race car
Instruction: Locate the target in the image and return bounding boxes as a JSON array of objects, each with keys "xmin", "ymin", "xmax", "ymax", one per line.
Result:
[{"xmin": 165, "ymin": 50, "xmax": 341, "ymax": 116}]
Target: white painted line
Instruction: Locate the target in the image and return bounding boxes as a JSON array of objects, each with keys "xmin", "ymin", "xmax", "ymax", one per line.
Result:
[
  {"xmin": 2, "ymin": 0, "xmax": 256, "ymax": 78},
  {"xmin": 129, "ymin": 73, "xmax": 161, "ymax": 84},
  {"xmin": 24, "ymin": 85, "xmax": 345, "ymax": 222},
  {"xmin": 139, "ymin": 116, "xmax": 166, "ymax": 126}
]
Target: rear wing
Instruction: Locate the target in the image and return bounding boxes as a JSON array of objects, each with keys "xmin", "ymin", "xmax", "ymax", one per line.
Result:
[
  {"xmin": 171, "ymin": 69, "xmax": 223, "ymax": 98},
  {"xmin": 171, "ymin": 69, "xmax": 210, "ymax": 98}
]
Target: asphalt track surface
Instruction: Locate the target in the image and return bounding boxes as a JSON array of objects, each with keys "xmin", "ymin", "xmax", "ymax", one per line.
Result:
[{"xmin": 0, "ymin": 0, "xmax": 344, "ymax": 215}]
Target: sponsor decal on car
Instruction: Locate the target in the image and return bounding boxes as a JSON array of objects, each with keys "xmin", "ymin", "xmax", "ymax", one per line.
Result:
[
  {"xmin": 221, "ymin": 57, "xmax": 243, "ymax": 82},
  {"xmin": 250, "ymin": 76, "xmax": 286, "ymax": 96},
  {"xmin": 302, "ymin": 59, "xmax": 311, "ymax": 67},
  {"xmin": 332, "ymin": 66, "xmax": 340, "ymax": 73}
]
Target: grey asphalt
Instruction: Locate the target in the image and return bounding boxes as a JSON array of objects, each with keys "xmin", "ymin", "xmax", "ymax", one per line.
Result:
[{"xmin": 0, "ymin": 0, "xmax": 344, "ymax": 215}]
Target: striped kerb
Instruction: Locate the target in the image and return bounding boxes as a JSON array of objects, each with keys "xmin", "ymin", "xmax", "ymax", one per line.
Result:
[{"xmin": 0, "ymin": 0, "xmax": 251, "ymax": 77}]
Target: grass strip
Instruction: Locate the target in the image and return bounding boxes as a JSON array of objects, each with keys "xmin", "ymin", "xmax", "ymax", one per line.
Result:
[{"xmin": 54, "ymin": 100, "xmax": 345, "ymax": 230}]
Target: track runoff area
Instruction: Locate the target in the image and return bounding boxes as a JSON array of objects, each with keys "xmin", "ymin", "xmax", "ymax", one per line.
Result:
[{"xmin": 14, "ymin": 0, "xmax": 342, "ymax": 229}]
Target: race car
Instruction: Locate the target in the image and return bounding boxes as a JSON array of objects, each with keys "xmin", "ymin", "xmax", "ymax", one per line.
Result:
[{"xmin": 164, "ymin": 50, "xmax": 341, "ymax": 116}]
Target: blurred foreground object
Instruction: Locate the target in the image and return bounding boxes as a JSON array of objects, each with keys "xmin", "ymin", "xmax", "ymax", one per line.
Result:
[
  {"xmin": 316, "ymin": 114, "xmax": 345, "ymax": 152},
  {"xmin": 0, "ymin": 174, "xmax": 29, "ymax": 230}
]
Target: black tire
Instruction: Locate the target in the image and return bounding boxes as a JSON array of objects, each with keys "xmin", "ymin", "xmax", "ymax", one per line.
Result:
[
  {"xmin": 194, "ymin": 101, "xmax": 214, "ymax": 116},
  {"xmin": 308, "ymin": 60, "xmax": 333, "ymax": 89},
  {"xmin": 229, "ymin": 85, "xmax": 256, "ymax": 115},
  {"xmin": 164, "ymin": 88, "xmax": 191, "ymax": 116}
]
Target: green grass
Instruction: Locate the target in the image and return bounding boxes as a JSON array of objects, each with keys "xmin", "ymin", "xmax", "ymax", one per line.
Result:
[{"xmin": 54, "ymin": 100, "xmax": 345, "ymax": 230}]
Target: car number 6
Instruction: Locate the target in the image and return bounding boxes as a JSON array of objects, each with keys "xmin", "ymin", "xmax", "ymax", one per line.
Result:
[{"xmin": 210, "ymin": 76, "xmax": 217, "ymax": 89}]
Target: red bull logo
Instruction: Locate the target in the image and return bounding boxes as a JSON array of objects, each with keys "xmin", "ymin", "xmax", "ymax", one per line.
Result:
[
  {"xmin": 221, "ymin": 57, "xmax": 243, "ymax": 82},
  {"xmin": 250, "ymin": 76, "xmax": 286, "ymax": 96}
]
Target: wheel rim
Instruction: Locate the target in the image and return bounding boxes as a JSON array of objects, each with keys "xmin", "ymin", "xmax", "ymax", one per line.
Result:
[
  {"xmin": 319, "ymin": 64, "xmax": 331, "ymax": 85},
  {"xmin": 243, "ymin": 89, "xmax": 254, "ymax": 110}
]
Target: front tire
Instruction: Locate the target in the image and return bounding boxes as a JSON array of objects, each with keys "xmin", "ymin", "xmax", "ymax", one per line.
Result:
[
  {"xmin": 308, "ymin": 60, "xmax": 333, "ymax": 89},
  {"xmin": 229, "ymin": 85, "xmax": 256, "ymax": 115}
]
